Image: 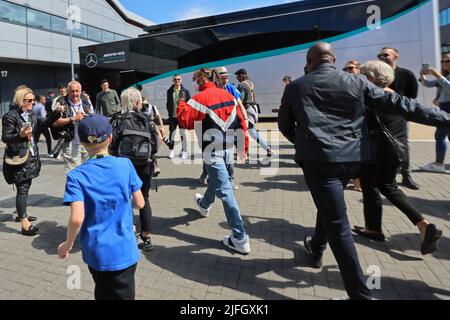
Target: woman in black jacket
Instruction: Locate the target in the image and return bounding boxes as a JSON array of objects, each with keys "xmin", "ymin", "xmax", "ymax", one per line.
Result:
[
  {"xmin": 2, "ymin": 87, "xmax": 42, "ymax": 236},
  {"xmin": 353, "ymin": 61, "xmax": 442, "ymax": 255}
]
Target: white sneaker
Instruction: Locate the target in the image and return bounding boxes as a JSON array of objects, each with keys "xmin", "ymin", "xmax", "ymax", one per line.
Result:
[
  {"xmin": 194, "ymin": 193, "xmax": 211, "ymax": 217},
  {"xmin": 223, "ymin": 234, "xmax": 251, "ymax": 254},
  {"xmin": 181, "ymin": 152, "xmax": 188, "ymax": 160},
  {"xmin": 231, "ymin": 180, "xmax": 239, "ymax": 190},
  {"xmin": 419, "ymin": 162, "xmax": 446, "ymax": 173},
  {"xmin": 168, "ymin": 150, "xmax": 175, "ymax": 159}
]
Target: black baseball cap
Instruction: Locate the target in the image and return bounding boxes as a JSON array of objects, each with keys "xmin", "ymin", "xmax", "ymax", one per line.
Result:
[{"xmin": 234, "ymin": 68, "xmax": 248, "ymax": 75}]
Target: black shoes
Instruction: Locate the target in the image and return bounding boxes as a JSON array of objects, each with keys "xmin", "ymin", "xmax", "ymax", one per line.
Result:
[
  {"xmin": 138, "ymin": 236, "xmax": 154, "ymax": 252},
  {"xmin": 421, "ymin": 224, "xmax": 442, "ymax": 255},
  {"xmin": 352, "ymin": 226, "xmax": 386, "ymax": 242},
  {"xmin": 15, "ymin": 215, "xmax": 37, "ymax": 222},
  {"xmin": 304, "ymin": 236, "xmax": 323, "ymax": 268},
  {"xmin": 21, "ymin": 225, "xmax": 39, "ymax": 236},
  {"xmin": 401, "ymin": 175, "xmax": 420, "ymax": 190}
]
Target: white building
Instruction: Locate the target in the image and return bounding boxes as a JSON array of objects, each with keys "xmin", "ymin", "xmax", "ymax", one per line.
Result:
[{"xmin": 0, "ymin": 0, "xmax": 152, "ymax": 114}]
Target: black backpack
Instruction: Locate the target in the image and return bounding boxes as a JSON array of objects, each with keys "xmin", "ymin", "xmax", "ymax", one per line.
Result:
[{"xmin": 111, "ymin": 112, "xmax": 159, "ymax": 165}]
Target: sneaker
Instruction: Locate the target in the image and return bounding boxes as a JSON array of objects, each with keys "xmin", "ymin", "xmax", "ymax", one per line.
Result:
[
  {"xmin": 419, "ymin": 162, "xmax": 446, "ymax": 173},
  {"xmin": 223, "ymin": 234, "xmax": 251, "ymax": 254},
  {"xmin": 135, "ymin": 232, "xmax": 143, "ymax": 246},
  {"xmin": 168, "ymin": 150, "xmax": 175, "ymax": 159},
  {"xmin": 138, "ymin": 236, "xmax": 154, "ymax": 252},
  {"xmin": 194, "ymin": 193, "xmax": 211, "ymax": 217},
  {"xmin": 181, "ymin": 152, "xmax": 188, "ymax": 160},
  {"xmin": 266, "ymin": 146, "xmax": 273, "ymax": 158},
  {"xmin": 231, "ymin": 180, "xmax": 239, "ymax": 190}
]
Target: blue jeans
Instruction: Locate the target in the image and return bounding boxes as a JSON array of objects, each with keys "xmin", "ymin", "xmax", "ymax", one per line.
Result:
[
  {"xmin": 201, "ymin": 158, "xmax": 234, "ymax": 180},
  {"xmin": 435, "ymin": 102, "xmax": 450, "ymax": 164},
  {"xmin": 248, "ymin": 123, "xmax": 269, "ymax": 151},
  {"xmin": 200, "ymin": 149, "xmax": 246, "ymax": 240},
  {"xmin": 302, "ymin": 161, "xmax": 371, "ymax": 300}
]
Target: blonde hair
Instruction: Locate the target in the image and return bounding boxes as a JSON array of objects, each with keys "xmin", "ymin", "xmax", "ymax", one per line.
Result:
[
  {"xmin": 13, "ymin": 88, "xmax": 34, "ymax": 108},
  {"xmin": 361, "ymin": 60, "xmax": 395, "ymax": 88},
  {"xmin": 120, "ymin": 87, "xmax": 142, "ymax": 112}
]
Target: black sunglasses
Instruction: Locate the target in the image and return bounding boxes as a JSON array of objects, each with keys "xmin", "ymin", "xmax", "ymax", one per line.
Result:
[
  {"xmin": 441, "ymin": 60, "xmax": 450, "ymax": 64},
  {"xmin": 377, "ymin": 53, "xmax": 390, "ymax": 59},
  {"xmin": 24, "ymin": 99, "xmax": 36, "ymax": 103},
  {"xmin": 173, "ymin": 78, "xmax": 182, "ymax": 81}
]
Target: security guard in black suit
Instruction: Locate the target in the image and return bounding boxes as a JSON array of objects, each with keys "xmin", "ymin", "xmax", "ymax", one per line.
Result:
[{"xmin": 278, "ymin": 43, "xmax": 450, "ymax": 300}]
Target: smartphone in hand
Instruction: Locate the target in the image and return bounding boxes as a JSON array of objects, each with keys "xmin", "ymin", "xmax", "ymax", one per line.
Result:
[
  {"xmin": 21, "ymin": 122, "xmax": 31, "ymax": 130},
  {"xmin": 421, "ymin": 63, "xmax": 430, "ymax": 70}
]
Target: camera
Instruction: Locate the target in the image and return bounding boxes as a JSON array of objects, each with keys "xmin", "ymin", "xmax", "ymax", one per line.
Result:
[{"xmin": 50, "ymin": 129, "xmax": 74, "ymax": 159}]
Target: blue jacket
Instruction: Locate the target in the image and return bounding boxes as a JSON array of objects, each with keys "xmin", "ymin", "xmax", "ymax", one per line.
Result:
[{"xmin": 278, "ymin": 63, "xmax": 450, "ymax": 164}]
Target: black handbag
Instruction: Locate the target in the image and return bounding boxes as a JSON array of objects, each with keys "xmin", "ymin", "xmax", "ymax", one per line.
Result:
[{"xmin": 372, "ymin": 111, "xmax": 408, "ymax": 164}]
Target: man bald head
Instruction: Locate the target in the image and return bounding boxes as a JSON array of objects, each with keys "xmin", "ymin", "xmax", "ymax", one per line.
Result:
[{"xmin": 306, "ymin": 42, "xmax": 336, "ymax": 72}]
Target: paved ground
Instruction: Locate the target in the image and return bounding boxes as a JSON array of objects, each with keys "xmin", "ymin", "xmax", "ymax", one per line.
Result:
[{"xmin": 0, "ymin": 131, "xmax": 449, "ymax": 300}]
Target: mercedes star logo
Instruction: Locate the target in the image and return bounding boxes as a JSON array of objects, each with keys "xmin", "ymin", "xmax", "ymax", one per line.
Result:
[{"xmin": 85, "ymin": 53, "xmax": 98, "ymax": 68}]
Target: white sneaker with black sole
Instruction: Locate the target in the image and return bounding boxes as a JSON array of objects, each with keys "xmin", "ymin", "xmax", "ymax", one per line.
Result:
[
  {"xmin": 223, "ymin": 234, "xmax": 251, "ymax": 254},
  {"xmin": 194, "ymin": 193, "xmax": 211, "ymax": 217}
]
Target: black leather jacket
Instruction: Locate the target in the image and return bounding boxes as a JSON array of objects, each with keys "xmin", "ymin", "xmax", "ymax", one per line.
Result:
[{"xmin": 2, "ymin": 107, "xmax": 43, "ymax": 184}]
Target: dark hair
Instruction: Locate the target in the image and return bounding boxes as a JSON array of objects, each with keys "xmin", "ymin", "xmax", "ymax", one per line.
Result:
[
  {"xmin": 100, "ymin": 79, "xmax": 109, "ymax": 86},
  {"xmin": 282, "ymin": 75, "xmax": 292, "ymax": 82},
  {"xmin": 194, "ymin": 68, "xmax": 213, "ymax": 81},
  {"xmin": 47, "ymin": 90, "xmax": 54, "ymax": 95},
  {"xmin": 58, "ymin": 83, "xmax": 67, "ymax": 89},
  {"xmin": 135, "ymin": 84, "xmax": 143, "ymax": 91}
]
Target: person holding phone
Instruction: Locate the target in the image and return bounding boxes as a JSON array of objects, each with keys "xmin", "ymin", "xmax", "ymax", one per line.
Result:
[
  {"xmin": 2, "ymin": 87, "xmax": 47, "ymax": 236},
  {"xmin": 419, "ymin": 53, "xmax": 450, "ymax": 173}
]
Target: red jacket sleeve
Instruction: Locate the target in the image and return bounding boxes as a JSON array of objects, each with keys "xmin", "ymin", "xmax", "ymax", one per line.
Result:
[{"xmin": 177, "ymin": 99, "xmax": 204, "ymax": 130}]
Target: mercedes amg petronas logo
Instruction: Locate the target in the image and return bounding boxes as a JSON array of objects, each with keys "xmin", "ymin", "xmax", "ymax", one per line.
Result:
[{"xmin": 85, "ymin": 53, "xmax": 98, "ymax": 68}]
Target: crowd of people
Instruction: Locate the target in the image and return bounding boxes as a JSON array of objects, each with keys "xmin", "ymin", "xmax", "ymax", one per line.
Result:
[{"xmin": 1, "ymin": 42, "xmax": 450, "ymax": 300}]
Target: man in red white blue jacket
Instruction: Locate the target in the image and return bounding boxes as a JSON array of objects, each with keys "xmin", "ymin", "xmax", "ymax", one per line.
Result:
[{"xmin": 177, "ymin": 68, "xmax": 251, "ymax": 254}]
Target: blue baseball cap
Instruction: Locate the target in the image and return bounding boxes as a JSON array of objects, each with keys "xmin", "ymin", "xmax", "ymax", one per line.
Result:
[{"xmin": 78, "ymin": 114, "xmax": 112, "ymax": 144}]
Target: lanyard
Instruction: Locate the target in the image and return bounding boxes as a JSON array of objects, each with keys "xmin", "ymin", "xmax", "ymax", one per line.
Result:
[{"xmin": 88, "ymin": 154, "xmax": 110, "ymax": 160}]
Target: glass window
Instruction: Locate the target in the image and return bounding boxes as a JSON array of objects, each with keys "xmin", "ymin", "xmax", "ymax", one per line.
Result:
[
  {"xmin": 51, "ymin": 15, "xmax": 69, "ymax": 34},
  {"xmin": 87, "ymin": 25, "xmax": 102, "ymax": 42},
  {"xmin": 73, "ymin": 23, "xmax": 88, "ymax": 39},
  {"xmin": 0, "ymin": 0, "xmax": 26, "ymax": 24},
  {"xmin": 27, "ymin": 8, "xmax": 50, "ymax": 30},
  {"xmin": 447, "ymin": 8, "xmax": 450, "ymax": 26},
  {"xmin": 441, "ymin": 10, "xmax": 448, "ymax": 27},
  {"xmin": 114, "ymin": 33, "xmax": 126, "ymax": 41},
  {"xmin": 102, "ymin": 30, "xmax": 114, "ymax": 43}
]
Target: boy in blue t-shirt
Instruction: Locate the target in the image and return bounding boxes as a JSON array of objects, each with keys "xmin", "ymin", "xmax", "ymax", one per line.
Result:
[{"xmin": 58, "ymin": 114, "xmax": 144, "ymax": 300}]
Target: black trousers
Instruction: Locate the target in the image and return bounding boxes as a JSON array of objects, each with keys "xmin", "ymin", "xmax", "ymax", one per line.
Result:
[
  {"xmin": 360, "ymin": 163, "xmax": 424, "ymax": 232},
  {"xmin": 15, "ymin": 179, "xmax": 32, "ymax": 220},
  {"xmin": 88, "ymin": 263, "xmax": 137, "ymax": 300},
  {"xmin": 399, "ymin": 136, "xmax": 411, "ymax": 176},
  {"xmin": 134, "ymin": 163, "xmax": 152, "ymax": 233},
  {"xmin": 168, "ymin": 117, "xmax": 186, "ymax": 151},
  {"xmin": 33, "ymin": 127, "xmax": 52, "ymax": 154},
  {"xmin": 303, "ymin": 161, "xmax": 371, "ymax": 300}
]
